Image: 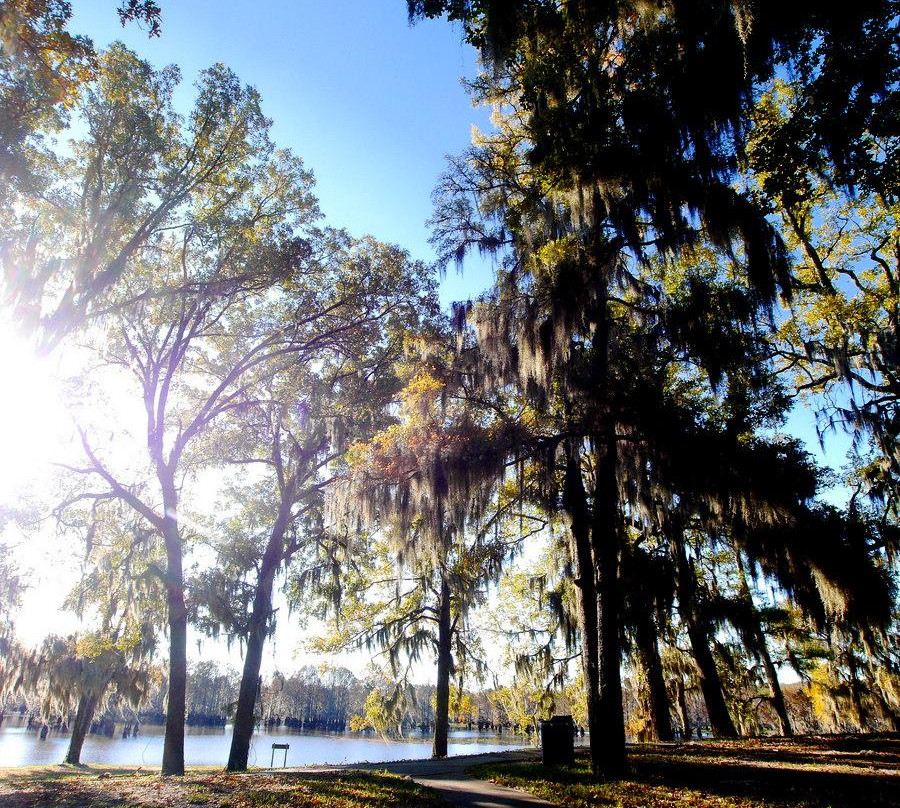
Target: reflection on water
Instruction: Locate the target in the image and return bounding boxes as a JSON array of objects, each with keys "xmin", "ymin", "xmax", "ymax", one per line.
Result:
[{"xmin": 0, "ymin": 715, "xmax": 538, "ymax": 767}]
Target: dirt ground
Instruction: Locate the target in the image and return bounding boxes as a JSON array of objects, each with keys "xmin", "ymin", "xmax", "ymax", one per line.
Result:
[{"xmin": 0, "ymin": 766, "xmax": 450, "ymax": 808}]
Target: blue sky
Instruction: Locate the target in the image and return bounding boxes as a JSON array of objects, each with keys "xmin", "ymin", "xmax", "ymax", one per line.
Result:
[
  {"xmin": 66, "ymin": 2, "xmax": 853, "ymax": 487},
  {"xmin": 71, "ymin": 0, "xmax": 495, "ymax": 306},
  {"xmin": 5, "ymin": 0, "xmax": 500, "ymax": 676},
  {"xmin": 5, "ymin": 1, "xmax": 856, "ymax": 674},
  {"xmin": 64, "ymin": 1, "xmax": 859, "ymax": 507}
]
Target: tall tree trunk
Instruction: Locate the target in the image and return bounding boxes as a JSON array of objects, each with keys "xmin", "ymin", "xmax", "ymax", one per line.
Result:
[
  {"xmin": 754, "ymin": 624, "xmax": 793, "ymax": 736},
  {"xmin": 161, "ymin": 491, "xmax": 187, "ymax": 776},
  {"xmin": 873, "ymin": 688, "xmax": 900, "ymax": 732},
  {"xmin": 585, "ymin": 264, "xmax": 626, "ymax": 779},
  {"xmin": 228, "ymin": 647, "xmax": 263, "ymax": 772},
  {"xmin": 846, "ymin": 650, "xmax": 870, "ymax": 731},
  {"xmin": 591, "ymin": 437, "xmax": 626, "ymax": 777},
  {"xmin": 673, "ymin": 534, "xmax": 737, "ymax": 738},
  {"xmin": 733, "ymin": 548, "xmax": 792, "ymax": 736},
  {"xmin": 227, "ymin": 582, "xmax": 271, "ymax": 771},
  {"xmin": 64, "ymin": 692, "xmax": 100, "ymax": 765},
  {"xmin": 685, "ymin": 620, "xmax": 737, "ymax": 738},
  {"xmin": 227, "ymin": 501, "xmax": 292, "ymax": 771},
  {"xmin": 675, "ymin": 678, "xmax": 692, "ymax": 739},
  {"xmin": 432, "ymin": 573, "xmax": 452, "ymax": 759},
  {"xmin": 563, "ymin": 441, "xmax": 603, "ymax": 767},
  {"xmin": 633, "ymin": 610, "xmax": 673, "ymax": 741}
]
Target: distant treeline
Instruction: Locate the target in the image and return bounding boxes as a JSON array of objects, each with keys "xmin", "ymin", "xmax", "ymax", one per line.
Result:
[
  {"xmin": 1, "ymin": 658, "xmax": 856, "ymax": 742},
  {"xmin": 2, "ymin": 662, "xmax": 569, "ymax": 736}
]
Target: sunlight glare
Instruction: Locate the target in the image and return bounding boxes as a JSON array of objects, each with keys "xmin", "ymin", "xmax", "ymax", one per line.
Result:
[{"xmin": 0, "ymin": 319, "xmax": 72, "ymax": 498}]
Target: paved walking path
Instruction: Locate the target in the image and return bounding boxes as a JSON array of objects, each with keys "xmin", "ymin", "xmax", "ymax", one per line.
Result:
[{"xmin": 292, "ymin": 750, "xmax": 558, "ymax": 808}]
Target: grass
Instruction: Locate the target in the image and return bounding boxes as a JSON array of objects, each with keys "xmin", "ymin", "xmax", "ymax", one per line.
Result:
[
  {"xmin": 1, "ymin": 735, "xmax": 897, "ymax": 808},
  {"xmin": 469, "ymin": 734, "xmax": 900, "ymax": 808},
  {"xmin": 0, "ymin": 766, "xmax": 450, "ymax": 808}
]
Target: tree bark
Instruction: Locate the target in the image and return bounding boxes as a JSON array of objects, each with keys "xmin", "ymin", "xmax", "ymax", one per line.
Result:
[
  {"xmin": 226, "ymin": 586, "xmax": 270, "ymax": 771},
  {"xmin": 733, "ymin": 546, "xmax": 792, "ymax": 736},
  {"xmin": 590, "ymin": 437, "xmax": 626, "ymax": 777},
  {"xmin": 227, "ymin": 500, "xmax": 293, "ymax": 771},
  {"xmin": 161, "ymin": 491, "xmax": 187, "ymax": 776},
  {"xmin": 64, "ymin": 692, "xmax": 100, "ymax": 765},
  {"xmin": 673, "ymin": 535, "xmax": 737, "ymax": 738},
  {"xmin": 846, "ymin": 651, "xmax": 870, "ymax": 731},
  {"xmin": 633, "ymin": 609, "xmax": 673, "ymax": 741},
  {"xmin": 685, "ymin": 620, "xmax": 738, "ymax": 738},
  {"xmin": 675, "ymin": 678, "xmax": 692, "ymax": 739},
  {"xmin": 563, "ymin": 441, "xmax": 603, "ymax": 769},
  {"xmin": 755, "ymin": 624, "xmax": 793, "ymax": 736},
  {"xmin": 582, "ymin": 263, "xmax": 626, "ymax": 779},
  {"xmin": 432, "ymin": 573, "xmax": 452, "ymax": 759}
]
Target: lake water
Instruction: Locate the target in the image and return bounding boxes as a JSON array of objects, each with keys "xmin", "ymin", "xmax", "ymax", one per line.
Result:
[{"xmin": 0, "ymin": 716, "xmax": 539, "ymax": 767}]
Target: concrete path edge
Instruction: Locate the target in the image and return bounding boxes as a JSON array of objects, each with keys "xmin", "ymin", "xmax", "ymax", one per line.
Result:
[{"xmin": 282, "ymin": 749, "xmax": 558, "ymax": 808}]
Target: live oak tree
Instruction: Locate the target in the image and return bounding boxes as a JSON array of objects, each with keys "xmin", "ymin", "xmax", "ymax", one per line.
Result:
[
  {"xmin": 626, "ymin": 372, "xmax": 896, "ymax": 736},
  {"xmin": 748, "ymin": 80, "xmax": 899, "ymax": 514},
  {"xmin": 48, "ymin": 45, "xmax": 322, "ymax": 775},
  {"xmin": 190, "ymin": 384, "xmax": 338, "ymax": 770},
  {"xmin": 0, "ymin": 0, "xmax": 161, "ymax": 210},
  {"xmin": 2, "ymin": 40, "xmax": 285, "ymax": 350},
  {"xmin": 423, "ymin": 148, "xmax": 794, "ymax": 769},
  {"xmin": 409, "ymin": 0, "xmax": 899, "ymax": 777},
  {"xmin": 318, "ymin": 369, "xmax": 523, "ymax": 758},
  {"xmin": 14, "ymin": 501, "xmax": 163, "ymax": 764},
  {"xmin": 189, "ymin": 237, "xmax": 435, "ymax": 771}
]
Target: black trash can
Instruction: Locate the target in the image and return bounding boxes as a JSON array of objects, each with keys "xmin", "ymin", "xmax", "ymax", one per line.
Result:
[{"xmin": 540, "ymin": 715, "xmax": 576, "ymax": 765}]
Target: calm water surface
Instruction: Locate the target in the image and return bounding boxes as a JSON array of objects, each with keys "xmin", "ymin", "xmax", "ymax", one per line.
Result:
[{"xmin": 0, "ymin": 716, "xmax": 537, "ymax": 767}]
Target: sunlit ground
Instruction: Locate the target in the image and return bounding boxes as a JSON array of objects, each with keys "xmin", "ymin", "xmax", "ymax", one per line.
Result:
[
  {"xmin": 472, "ymin": 735, "xmax": 900, "ymax": 808},
  {"xmin": 0, "ymin": 767, "xmax": 448, "ymax": 808}
]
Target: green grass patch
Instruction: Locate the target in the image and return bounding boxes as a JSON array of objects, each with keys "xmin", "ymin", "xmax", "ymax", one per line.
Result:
[
  {"xmin": 0, "ymin": 766, "xmax": 449, "ymax": 808},
  {"xmin": 470, "ymin": 735, "xmax": 900, "ymax": 808}
]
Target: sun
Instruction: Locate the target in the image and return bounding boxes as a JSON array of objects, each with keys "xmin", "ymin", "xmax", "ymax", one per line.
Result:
[{"xmin": 0, "ymin": 317, "xmax": 72, "ymax": 498}]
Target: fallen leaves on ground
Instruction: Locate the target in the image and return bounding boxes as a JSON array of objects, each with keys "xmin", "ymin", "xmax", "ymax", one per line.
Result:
[
  {"xmin": 470, "ymin": 734, "xmax": 900, "ymax": 808},
  {"xmin": 0, "ymin": 768, "xmax": 449, "ymax": 808}
]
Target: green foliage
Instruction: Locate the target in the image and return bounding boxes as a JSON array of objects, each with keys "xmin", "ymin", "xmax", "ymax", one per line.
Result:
[
  {"xmin": 306, "ymin": 525, "xmax": 491, "ymax": 683},
  {"xmin": 0, "ymin": 0, "xmax": 95, "ymax": 204},
  {"xmin": 13, "ymin": 500, "xmax": 162, "ymax": 725},
  {"xmin": 63, "ymin": 501, "xmax": 167, "ymax": 635},
  {"xmin": 483, "ymin": 559, "xmax": 583, "ymax": 731},
  {"xmin": 749, "ymin": 80, "xmax": 899, "ymax": 513},
  {"xmin": 189, "ymin": 236, "xmax": 436, "ymax": 650},
  {"xmin": 3, "ymin": 40, "xmax": 309, "ymax": 344},
  {"xmin": 16, "ymin": 629, "xmax": 155, "ymax": 724},
  {"xmin": 348, "ymin": 685, "xmax": 410, "ymax": 738}
]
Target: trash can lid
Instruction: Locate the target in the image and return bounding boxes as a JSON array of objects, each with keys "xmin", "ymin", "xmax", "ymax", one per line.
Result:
[{"xmin": 540, "ymin": 715, "xmax": 575, "ymax": 726}]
